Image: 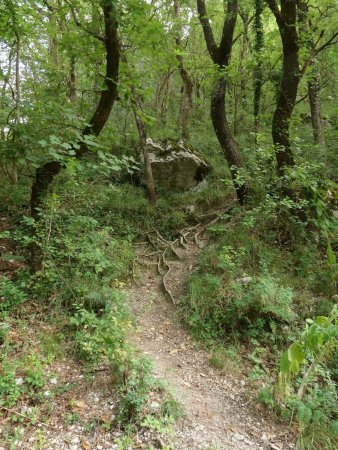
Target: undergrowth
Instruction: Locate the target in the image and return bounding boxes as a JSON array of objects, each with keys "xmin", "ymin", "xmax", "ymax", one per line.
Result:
[
  {"xmin": 180, "ymin": 167, "xmax": 337, "ymax": 448},
  {"xmin": 1, "ymin": 158, "xmax": 337, "ymax": 448},
  {"xmin": 0, "ymin": 172, "xmax": 186, "ymax": 447}
]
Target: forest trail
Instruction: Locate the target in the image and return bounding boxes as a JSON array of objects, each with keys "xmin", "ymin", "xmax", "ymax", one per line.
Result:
[{"xmin": 129, "ymin": 238, "xmax": 295, "ymax": 450}]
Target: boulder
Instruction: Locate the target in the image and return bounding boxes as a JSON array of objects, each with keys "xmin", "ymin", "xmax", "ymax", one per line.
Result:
[{"xmin": 142, "ymin": 139, "xmax": 209, "ymax": 192}]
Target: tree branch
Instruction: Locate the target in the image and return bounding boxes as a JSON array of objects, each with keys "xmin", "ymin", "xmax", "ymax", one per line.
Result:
[
  {"xmin": 294, "ymin": 90, "xmax": 312, "ymax": 105},
  {"xmin": 218, "ymin": 0, "xmax": 239, "ymax": 64},
  {"xmin": 314, "ymin": 31, "xmax": 338, "ymax": 56},
  {"xmin": 65, "ymin": 0, "xmax": 105, "ymax": 42},
  {"xmin": 300, "ymin": 30, "xmax": 338, "ymax": 76},
  {"xmin": 266, "ymin": 0, "xmax": 284, "ymax": 26},
  {"xmin": 196, "ymin": 0, "xmax": 219, "ymax": 62}
]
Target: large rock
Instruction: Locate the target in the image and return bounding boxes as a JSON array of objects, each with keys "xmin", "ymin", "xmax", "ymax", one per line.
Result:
[{"xmin": 143, "ymin": 139, "xmax": 209, "ymax": 191}]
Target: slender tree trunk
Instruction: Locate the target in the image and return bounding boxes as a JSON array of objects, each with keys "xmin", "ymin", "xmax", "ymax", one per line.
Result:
[
  {"xmin": 131, "ymin": 96, "xmax": 156, "ymax": 205},
  {"xmin": 9, "ymin": 30, "xmax": 21, "ymax": 184},
  {"xmin": 308, "ymin": 75, "xmax": 324, "ymax": 145},
  {"xmin": 253, "ymin": 0, "xmax": 264, "ymax": 142},
  {"xmin": 211, "ymin": 75, "xmax": 246, "ymax": 201},
  {"xmin": 49, "ymin": 10, "xmax": 58, "ymax": 67},
  {"xmin": 160, "ymin": 69, "xmax": 172, "ymax": 123},
  {"xmin": 30, "ymin": 4, "xmax": 120, "ymax": 271},
  {"xmin": 181, "ymin": 77, "xmax": 193, "ymax": 141},
  {"xmin": 14, "ymin": 31, "xmax": 21, "ymax": 126},
  {"xmin": 233, "ymin": 84, "xmax": 239, "ymax": 136},
  {"xmin": 173, "ymin": 0, "xmax": 193, "ymax": 141},
  {"xmin": 68, "ymin": 55, "xmax": 76, "ymax": 102},
  {"xmin": 0, "ymin": 49, "xmax": 14, "ymax": 141},
  {"xmin": 237, "ymin": 10, "xmax": 249, "ymax": 133},
  {"xmin": 297, "ymin": 0, "xmax": 325, "ymax": 145}
]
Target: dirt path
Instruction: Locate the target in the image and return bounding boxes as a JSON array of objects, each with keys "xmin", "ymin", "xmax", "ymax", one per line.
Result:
[{"xmin": 129, "ymin": 241, "xmax": 295, "ymax": 450}]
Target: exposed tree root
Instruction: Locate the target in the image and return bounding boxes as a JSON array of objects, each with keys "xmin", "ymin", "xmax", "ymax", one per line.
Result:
[{"xmin": 133, "ymin": 200, "xmax": 238, "ymax": 303}]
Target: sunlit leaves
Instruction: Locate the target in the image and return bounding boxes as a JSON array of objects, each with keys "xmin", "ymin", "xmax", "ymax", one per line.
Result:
[{"xmin": 280, "ymin": 308, "xmax": 338, "ymax": 378}]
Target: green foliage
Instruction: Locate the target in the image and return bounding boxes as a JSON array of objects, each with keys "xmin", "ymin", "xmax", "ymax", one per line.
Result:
[
  {"xmin": 0, "ymin": 371, "xmax": 22, "ymax": 407},
  {"xmin": 258, "ymin": 387, "xmax": 275, "ymax": 409},
  {"xmin": 117, "ymin": 357, "xmax": 154, "ymax": 424},
  {"xmin": 0, "ymin": 356, "xmax": 47, "ymax": 408},
  {"xmin": 184, "ymin": 271, "xmax": 295, "ymax": 343},
  {"xmin": 70, "ymin": 298, "xmax": 130, "ymax": 368},
  {"xmin": 280, "ymin": 309, "xmax": 337, "ymax": 380},
  {"xmin": 277, "ymin": 309, "xmax": 338, "ymax": 448},
  {"xmin": 0, "ymin": 277, "xmax": 27, "ymax": 316},
  {"xmin": 0, "ymin": 0, "xmax": 337, "ymax": 446},
  {"xmin": 209, "ymin": 345, "xmax": 241, "ymax": 371},
  {"xmin": 117, "ymin": 356, "xmax": 182, "ymax": 431}
]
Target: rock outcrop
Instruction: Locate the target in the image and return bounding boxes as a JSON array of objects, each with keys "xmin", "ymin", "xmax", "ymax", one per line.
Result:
[{"xmin": 142, "ymin": 139, "xmax": 209, "ymax": 191}]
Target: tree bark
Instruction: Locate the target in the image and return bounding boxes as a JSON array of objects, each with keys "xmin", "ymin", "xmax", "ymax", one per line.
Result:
[
  {"xmin": 68, "ymin": 55, "xmax": 76, "ymax": 102},
  {"xmin": 197, "ymin": 0, "xmax": 247, "ymax": 203},
  {"xmin": 267, "ymin": 0, "xmax": 299, "ymax": 175},
  {"xmin": 308, "ymin": 74, "xmax": 325, "ymax": 145},
  {"xmin": 297, "ymin": 0, "xmax": 325, "ymax": 146},
  {"xmin": 173, "ymin": 0, "xmax": 193, "ymax": 141},
  {"xmin": 253, "ymin": 0, "xmax": 264, "ymax": 142},
  {"xmin": 131, "ymin": 96, "xmax": 156, "ymax": 205},
  {"xmin": 0, "ymin": 49, "xmax": 14, "ymax": 141},
  {"xmin": 211, "ymin": 76, "xmax": 246, "ymax": 201},
  {"xmin": 236, "ymin": 9, "xmax": 250, "ymax": 135},
  {"xmin": 30, "ymin": 3, "xmax": 120, "ymax": 271},
  {"xmin": 14, "ymin": 30, "xmax": 21, "ymax": 127}
]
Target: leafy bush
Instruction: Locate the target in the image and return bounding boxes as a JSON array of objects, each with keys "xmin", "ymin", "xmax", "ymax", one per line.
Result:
[
  {"xmin": 183, "ymin": 273, "xmax": 223, "ymax": 340},
  {"xmin": 277, "ymin": 309, "xmax": 338, "ymax": 449},
  {"xmin": 0, "ymin": 278, "xmax": 27, "ymax": 315},
  {"xmin": 226, "ymin": 276, "xmax": 295, "ymax": 336},
  {"xmin": 184, "ymin": 273, "xmax": 295, "ymax": 343},
  {"xmin": 69, "ymin": 292, "xmax": 131, "ymax": 369},
  {"xmin": 0, "ymin": 372, "xmax": 23, "ymax": 407},
  {"xmin": 117, "ymin": 357, "xmax": 154, "ymax": 424},
  {"xmin": 0, "ymin": 357, "xmax": 47, "ymax": 408}
]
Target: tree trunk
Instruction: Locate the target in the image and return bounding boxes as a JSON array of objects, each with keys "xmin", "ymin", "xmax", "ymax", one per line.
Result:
[
  {"xmin": 0, "ymin": 50, "xmax": 13, "ymax": 140},
  {"xmin": 48, "ymin": 7, "xmax": 58, "ymax": 67},
  {"xmin": 30, "ymin": 4, "xmax": 120, "ymax": 271},
  {"xmin": 271, "ymin": 48, "xmax": 298, "ymax": 174},
  {"xmin": 253, "ymin": 0, "xmax": 264, "ymax": 142},
  {"xmin": 160, "ymin": 69, "xmax": 172, "ymax": 123},
  {"xmin": 181, "ymin": 77, "xmax": 193, "ymax": 141},
  {"xmin": 267, "ymin": 0, "xmax": 299, "ymax": 175},
  {"xmin": 130, "ymin": 90, "xmax": 156, "ymax": 205},
  {"xmin": 197, "ymin": 0, "xmax": 247, "ymax": 203},
  {"xmin": 233, "ymin": 84, "xmax": 239, "ymax": 136},
  {"xmin": 211, "ymin": 76, "xmax": 246, "ymax": 203},
  {"xmin": 173, "ymin": 0, "xmax": 193, "ymax": 141},
  {"xmin": 237, "ymin": 10, "xmax": 249, "ymax": 133},
  {"xmin": 68, "ymin": 56, "xmax": 76, "ymax": 102},
  {"xmin": 14, "ymin": 30, "xmax": 21, "ymax": 126},
  {"xmin": 296, "ymin": 0, "xmax": 325, "ymax": 146},
  {"xmin": 308, "ymin": 74, "xmax": 325, "ymax": 145}
]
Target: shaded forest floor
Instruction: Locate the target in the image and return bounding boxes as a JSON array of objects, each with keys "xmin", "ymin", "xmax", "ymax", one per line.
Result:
[{"xmin": 0, "ymin": 217, "xmax": 296, "ymax": 450}]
